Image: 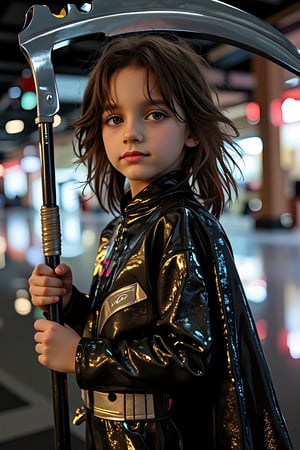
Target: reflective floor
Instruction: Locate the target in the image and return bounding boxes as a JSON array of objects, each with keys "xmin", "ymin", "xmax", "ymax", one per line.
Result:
[{"xmin": 0, "ymin": 207, "xmax": 299, "ymax": 449}]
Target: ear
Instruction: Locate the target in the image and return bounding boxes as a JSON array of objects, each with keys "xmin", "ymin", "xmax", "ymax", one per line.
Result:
[{"xmin": 185, "ymin": 132, "xmax": 199, "ymax": 148}]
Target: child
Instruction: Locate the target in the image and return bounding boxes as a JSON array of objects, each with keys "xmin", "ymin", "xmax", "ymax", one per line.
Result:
[{"xmin": 29, "ymin": 34, "xmax": 293, "ymax": 449}]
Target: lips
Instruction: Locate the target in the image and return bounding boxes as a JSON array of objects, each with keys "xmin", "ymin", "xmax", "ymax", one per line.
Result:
[
  {"xmin": 121, "ymin": 150, "xmax": 146, "ymax": 158},
  {"xmin": 121, "ymin": 151, "xmax": 148, "ymax": 161}
]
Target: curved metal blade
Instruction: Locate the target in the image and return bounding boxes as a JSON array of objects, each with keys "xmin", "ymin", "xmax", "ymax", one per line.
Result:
[{"xmin": 18, "ymin": 0, "xmax": 300, "ymax": 119}]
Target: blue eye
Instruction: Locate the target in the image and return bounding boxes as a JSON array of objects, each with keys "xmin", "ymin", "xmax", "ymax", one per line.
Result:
[
  {"xmin": 147, "ymin": 111, "xmax": 166, "ymax": 121},
  {"xmin": 105, "ymin": 116, "xmax": 123, "ymax": 125}
]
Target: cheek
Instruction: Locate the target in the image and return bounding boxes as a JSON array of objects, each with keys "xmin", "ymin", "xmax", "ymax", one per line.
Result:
[
  {"xmin": 102, "ymin": 139, "xmax": 115, "ymax": 165},
  {"xmin": 162, "ymin": 130, "xmax": 186, "ymax": 152},
  {"xmin": 153, "ymin": 129, "xmax": 178, "ymax": 148},
  {"xmin": 102, "ymin": 130, "xmax": 116, "ymax": 152},
  {"xmin": 102, "ymin": 129, "xmax": 110, "ymax": 146},
  {"xmin": 105, "ymin": 149, "xmax": 117, "ymax": 166}
]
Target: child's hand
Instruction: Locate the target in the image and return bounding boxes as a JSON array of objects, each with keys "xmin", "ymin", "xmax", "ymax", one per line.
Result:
[
  {"xmin": 28, "ymin": 263, "xmax": 73, "ymax": 312},
  {"xmin": 34, "ymin": 319, "xmax": 80, "ymax": 373}
]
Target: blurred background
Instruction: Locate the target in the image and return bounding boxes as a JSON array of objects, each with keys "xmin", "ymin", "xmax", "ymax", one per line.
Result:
[{"xmin": 0, "ymin": 1, "xmax": 300, "ymax": 449}]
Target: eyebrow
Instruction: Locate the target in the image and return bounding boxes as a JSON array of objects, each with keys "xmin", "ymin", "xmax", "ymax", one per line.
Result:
[{"xmin": 103, "ymin": 97, "xmax": 168, "ymax": 113}]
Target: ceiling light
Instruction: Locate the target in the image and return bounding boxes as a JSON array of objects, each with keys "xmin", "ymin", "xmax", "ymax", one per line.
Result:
[
  {"xmin": 20, "ymin": 91, "xmax": 37, "ymax": 110},
  {"xmin": 5, "ymin": 120, "xmax": 24, "ymax": 134},
  {"xmin": 8, "ymin": 86, "xmax": 22, "ymax": 99}
]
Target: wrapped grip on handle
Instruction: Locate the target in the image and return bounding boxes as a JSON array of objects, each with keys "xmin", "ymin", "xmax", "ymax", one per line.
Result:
[{"xmin": 40, "ymin": 205, "xmax": 61, "ymax": 257}]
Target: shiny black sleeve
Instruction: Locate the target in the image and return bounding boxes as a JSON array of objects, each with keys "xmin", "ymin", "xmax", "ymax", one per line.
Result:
[{"xmin": 75, "ymin": 209, "xmax": 214, "ymax": 393}]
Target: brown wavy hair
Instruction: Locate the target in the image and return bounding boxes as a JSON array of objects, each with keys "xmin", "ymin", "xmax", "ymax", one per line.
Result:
[{"xmin": 73, "ymin": 33, "xmax": 241, "ymax": 218}]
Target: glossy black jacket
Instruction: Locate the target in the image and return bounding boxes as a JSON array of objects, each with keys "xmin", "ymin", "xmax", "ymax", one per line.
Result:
[{"xmin": 65, "ymin": 171, "xmax": 293, "ymax": 449}]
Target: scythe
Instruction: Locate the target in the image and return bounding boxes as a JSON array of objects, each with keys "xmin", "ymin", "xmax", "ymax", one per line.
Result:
[{"xmin": 18, "ymin": 1, "xmax": 300, "ymax": 449}]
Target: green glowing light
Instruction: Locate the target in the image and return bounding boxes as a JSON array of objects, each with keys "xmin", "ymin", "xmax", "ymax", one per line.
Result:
[{"xmin": 21, "ymin": 92, "xmax": 37, "ymax": 110}]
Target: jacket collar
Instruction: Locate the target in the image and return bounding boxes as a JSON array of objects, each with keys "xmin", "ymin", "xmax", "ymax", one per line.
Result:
[{"xmin": 120, "ymin": 171, "xmax": 190, "ymax": 215}]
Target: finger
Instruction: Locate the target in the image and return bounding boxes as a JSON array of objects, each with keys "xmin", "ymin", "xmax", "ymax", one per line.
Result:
[
  {"xmin": 28, "ymin": 280, "xmax": 65, "ymax": 305},
  {"xmin": 35, "ymin": 263, "xmax": 56, "ymax": 275},
  {"xmin": 30, "ymin": 284, "xmax": 65, "ymax": 300},
  {"xmin": 29, "ymin": 274, "xmax": 65, "ymax": 290},
  {"xmin": 35, "ymin": 342, "xmax": 43, "ymax": 354},
  {"xmin": 34, "ymin": 319, "xmax": 49, "ymax": 332},
  {"xmin": 34, "ymin": 329, "xmax": 49, "ymax": 345},
  {"xmin": 37, "ymin": 353, "xmax": 48, "ymax": 367},
  {"xmin": 34, "ymin": 331, "xmax": 42, "ymax": 343},
  {"xmin": 54, "ymin": 264, "xmax": 71, "ymax": 277},
  {"xmin": 30, "ymin": 264, "xmax": 55, "ymax": 280}
]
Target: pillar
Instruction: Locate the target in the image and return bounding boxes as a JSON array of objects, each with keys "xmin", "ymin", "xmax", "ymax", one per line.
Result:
[{"xmin": 252, "ymin": 55, "xmax": 291, "ymax": 228}]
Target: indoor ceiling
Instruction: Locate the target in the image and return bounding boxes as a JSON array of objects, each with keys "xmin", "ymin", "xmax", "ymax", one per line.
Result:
[{"xmin": 0, "ymin": 0, "xmax": 300, "ymax": 160}]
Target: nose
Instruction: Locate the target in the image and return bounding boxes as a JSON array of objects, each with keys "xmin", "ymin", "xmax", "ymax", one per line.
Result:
[{"xmin": 123, "ymin": 118, "xmax": 143, "ymax": 144}]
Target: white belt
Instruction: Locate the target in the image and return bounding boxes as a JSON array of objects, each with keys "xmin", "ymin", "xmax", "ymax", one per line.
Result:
[{"xmin": 82, "ymin": 390, "xmax": 169, "ymax": 421}]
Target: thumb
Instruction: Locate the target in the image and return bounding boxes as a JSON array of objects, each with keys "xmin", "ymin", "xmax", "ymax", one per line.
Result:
[{"xmin": 54, "ymin": 264, "xmax": 72, "ymax": 279}]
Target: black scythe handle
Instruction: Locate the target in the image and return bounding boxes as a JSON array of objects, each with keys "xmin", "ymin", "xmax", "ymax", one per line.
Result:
[{"xmin": 38, "ymin": 120, "xmax": 71, "ymax": 450}]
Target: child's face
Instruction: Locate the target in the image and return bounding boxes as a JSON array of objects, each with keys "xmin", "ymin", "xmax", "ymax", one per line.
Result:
[{"xmin": 102, "ymin": 65, "xmax": 197, "ymax": 197}]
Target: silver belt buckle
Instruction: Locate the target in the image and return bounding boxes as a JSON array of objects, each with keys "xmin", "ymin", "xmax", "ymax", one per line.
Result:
[
  {"xmin": 124, "ymin": 393, "xmax": 155, "ymax": 420},
  {"xmin": 81, "ymin": 390, "xmax": 155, "ymax": 421}
]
